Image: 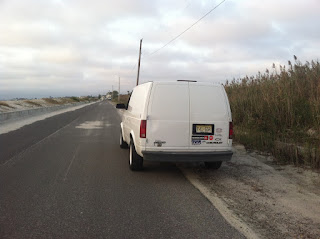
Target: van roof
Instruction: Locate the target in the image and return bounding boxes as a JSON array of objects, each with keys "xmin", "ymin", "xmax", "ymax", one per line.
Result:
[{"xmin": 139, "ymin": 81, "xmax": 222, "ymax": 87}]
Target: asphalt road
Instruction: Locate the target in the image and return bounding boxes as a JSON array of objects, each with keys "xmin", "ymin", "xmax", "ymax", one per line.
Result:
[{"xmin": 0, "ymin": 101, "xmax": 244, "ymax": 239}]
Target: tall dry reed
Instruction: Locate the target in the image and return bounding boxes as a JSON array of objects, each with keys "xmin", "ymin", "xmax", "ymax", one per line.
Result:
[{"xmin": 225, "ymin": 56, "xmax": 320, "ymax": 168}]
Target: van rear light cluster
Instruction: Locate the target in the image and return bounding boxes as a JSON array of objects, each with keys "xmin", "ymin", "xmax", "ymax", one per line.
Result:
[
  {"xmin": 140, "ymin": 120, "xmax": 147, "ymax": 138},
  {"xmin": 229, "ymin": 122, "xmax": 233, "ymax": 139}
]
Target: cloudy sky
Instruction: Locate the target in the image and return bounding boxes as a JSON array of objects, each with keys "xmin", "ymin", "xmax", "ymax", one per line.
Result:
[{"xmin": 0, "ymin": 0, "xmax": 319, "ymax": 99}]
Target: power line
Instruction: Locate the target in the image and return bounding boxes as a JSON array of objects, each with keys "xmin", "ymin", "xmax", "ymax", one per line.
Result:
[
  {"xmin": 146, "ymin": 0, "xmax": 227, "ymax": 57},
  {"xmin": 131, "ymin": 62, "xmax": 137, "ymax": 71},
  {"xmin": 130, "ymin": 0, "xmax": 226, "ymax": 74},
  {"xmin": 130, "ymin": 1, "xmax": 192, "ymax": 73}
]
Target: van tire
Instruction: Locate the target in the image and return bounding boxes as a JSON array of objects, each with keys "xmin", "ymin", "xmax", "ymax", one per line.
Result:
[
  {"xmin": 120, "ymin": 130, "xmax": 128, "ymax": 149},
  {"xmin": 204, "ymin": 161, "xmax": 222, "ymax": 169},
  {"xmin": 129, "ymin": 140, "xmax": 143, "ymax": 171}
]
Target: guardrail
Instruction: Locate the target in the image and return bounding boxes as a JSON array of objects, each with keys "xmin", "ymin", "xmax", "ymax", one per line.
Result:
[{"xmin": 0, "ymin": 102, "xmax": 87, "ymax": 124}]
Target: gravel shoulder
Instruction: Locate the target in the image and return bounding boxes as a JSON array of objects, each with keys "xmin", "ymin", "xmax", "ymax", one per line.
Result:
[{"xmin": 180, "ymin": 144, "xmax": 320, "ymax": 239}]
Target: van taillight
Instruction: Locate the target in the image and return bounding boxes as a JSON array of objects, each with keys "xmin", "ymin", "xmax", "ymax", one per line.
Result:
[
  {"xmin": 140, "ymin": 120, "xmax": 147, "ymax": 138},
  {"xmin": 229, "ymin": 122, "xmax": 233, "ymax": 139}
]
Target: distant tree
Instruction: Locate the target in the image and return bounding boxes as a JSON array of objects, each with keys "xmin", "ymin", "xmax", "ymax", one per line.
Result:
[
  {"xmin": 112, "ymin": 91, "xmax": 118, "ymax": 99},
  {"xmin": 98, "ymin": 94, "xmax": 101, "ymax": 99}
]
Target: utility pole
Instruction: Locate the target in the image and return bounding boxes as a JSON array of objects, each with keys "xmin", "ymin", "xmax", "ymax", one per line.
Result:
[
  {"xmin": 118, "ymin": 76, "xmax": 120, "ymax": 102},
  {"xmin": 136, "ymin": 38, "xmax": 143, "ymax": 86},
  {"xmin": 112, "ymin": 85, "xmax": 114, "ymax": 99}
]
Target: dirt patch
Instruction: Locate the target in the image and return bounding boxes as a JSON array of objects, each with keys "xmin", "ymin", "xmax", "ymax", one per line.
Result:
[{"xmin": 180, "ymin": 144, "xmax": 320, "ymax": 239}]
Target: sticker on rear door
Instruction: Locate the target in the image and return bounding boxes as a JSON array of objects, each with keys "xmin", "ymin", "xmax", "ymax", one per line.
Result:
[
  {"xmin": 192, "ymin": 136, "xmax": 206, "ymax": 145},
  {"xmin": 192, "ymin": 136, "xmax": 207, "ymax": 140},
  {"xmin": 192, "ymin": 140, "xmax": 202, "ymax": 145},
  {"xmin": 206, "ymin": 141, "xmax": 222, "ymax": 144}
]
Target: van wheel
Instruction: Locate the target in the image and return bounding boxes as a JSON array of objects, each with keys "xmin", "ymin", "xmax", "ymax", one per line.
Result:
[
  {"xmin": 120, "ymin": 130, "xmax": 128, "ymax": 149},
  {"xmin": 129, "ymin": 140, "xmax": 143, "ymax": 171},
  {"xmin": 204, "ymin": 161, "xmax": 222, "ymax": 169}
]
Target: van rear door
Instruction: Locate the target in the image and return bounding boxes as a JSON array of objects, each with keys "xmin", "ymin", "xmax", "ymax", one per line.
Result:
[
  {"xmin": 189, "ymin": 84, "xmax": 230, "ymax": 149},
  {"xmin": 146, "ymin": 82, "xmax": 189, "ymax": 149}
]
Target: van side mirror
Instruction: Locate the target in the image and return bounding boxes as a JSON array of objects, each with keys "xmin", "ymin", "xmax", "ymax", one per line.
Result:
[{"xmin": 116, "ymin": 103, "xmax": 126, "ymax": 109}]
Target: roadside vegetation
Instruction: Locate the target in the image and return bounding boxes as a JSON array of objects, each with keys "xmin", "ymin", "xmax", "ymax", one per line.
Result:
[
  {"xmin": 116, "ymin": 94, "xmax": 130, "ymax": 104},
  {"xmin": 109, "ymin": 91, "xmax": 130, "ymax": 104},
  {"xmin": 43, "ymin": 98, "xmax": 60, "ymax": 104},
  {"xmin": 77, "ymin": 96, "xmax": 98, "ymax": 102},
  {"xmin": 24, "ymin": 100, "xmax": 42, "ymax": 107},
  {"xmin": 225, "ymin": 56, "xmax": 320, "ymax": 169},
  {"xmin": 0, "ymin": 101, "xmax": 15, "ymax": 108},
  {"xmin": 45, "ymin": 96, "xmax": 98, "ymax": 104}
]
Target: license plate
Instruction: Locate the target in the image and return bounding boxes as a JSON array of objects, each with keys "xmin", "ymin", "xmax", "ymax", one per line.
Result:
[{"xmin": 196, "ymin": 125, "xmax": 212, "ymax": 134}]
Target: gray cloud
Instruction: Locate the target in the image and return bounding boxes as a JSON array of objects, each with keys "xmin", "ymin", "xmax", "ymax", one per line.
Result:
[{"xmin": 0, "ymin": 0, "xmax": 319, "ymax": 99}]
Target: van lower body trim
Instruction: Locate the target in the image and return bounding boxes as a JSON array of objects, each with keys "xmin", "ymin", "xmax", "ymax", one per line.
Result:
[{"xmin": 141, "ymin": 151, "xmax": 233, "ymax": 162}]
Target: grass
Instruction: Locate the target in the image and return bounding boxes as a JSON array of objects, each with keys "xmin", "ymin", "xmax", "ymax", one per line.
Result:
[
  {"xmin": 225, "ymin": 56, "xmax": 320, "ymax": 169},
  {"xmin": 0, "ymin": 101, "xmax": 15, "ymax": 108},
  {"xmin": 69, "ymin": 96, "xmax": 80, "ymax": 102},
  {"xmin": 43, "ymin": 98, "xmax": 60, "ymax": 105},
  {"xmin": 24, "ymin": 100, "xmax": 42, "ymax": 107},
  {"xmin": 112, "ymin": 94, "xmax": 130, "ymax": 104}
]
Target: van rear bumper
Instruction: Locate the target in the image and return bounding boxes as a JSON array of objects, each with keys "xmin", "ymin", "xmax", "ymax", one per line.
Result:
[{"xmin": 141, "ymin": 151, "xmax": 233, "ymax": 162}]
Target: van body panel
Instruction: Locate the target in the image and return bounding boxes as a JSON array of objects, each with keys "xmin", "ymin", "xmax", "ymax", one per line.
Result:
[
  {"xmin": 122, "ymin": 82, "xmax": 152, "ymax": 156},
  {"xmin": 189, "ymin": 84, "xmax": 229, "ymax": 122},
  {"xmin": 146, "ymin": 82, "xmax": 190, "ymax": 149}
]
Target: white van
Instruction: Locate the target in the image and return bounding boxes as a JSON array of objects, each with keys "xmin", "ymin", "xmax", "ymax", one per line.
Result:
[{"xmin": 116, "ymin": 81, "xmax": 233, "ymax": 171}]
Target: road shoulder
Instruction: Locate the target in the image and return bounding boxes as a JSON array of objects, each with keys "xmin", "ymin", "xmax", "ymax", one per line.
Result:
[{"xmin": 179, "ymin": 144, "xmax": 320, "ymax": 239}]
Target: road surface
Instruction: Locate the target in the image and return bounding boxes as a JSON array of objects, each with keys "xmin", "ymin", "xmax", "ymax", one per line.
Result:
[{"xmin": 0, "ymin": 101, "xmax": 244, "ymax": 238}]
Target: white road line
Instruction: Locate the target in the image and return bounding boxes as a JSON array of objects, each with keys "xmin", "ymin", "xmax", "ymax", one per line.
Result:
[{"xmin": 63, "ymin": 145, "xmax": 80, "ymax": 181}]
